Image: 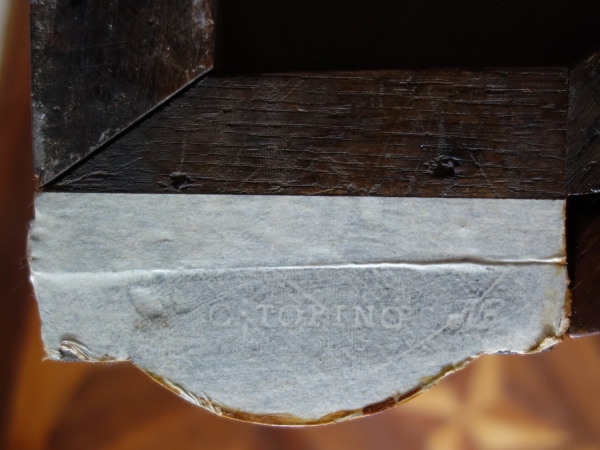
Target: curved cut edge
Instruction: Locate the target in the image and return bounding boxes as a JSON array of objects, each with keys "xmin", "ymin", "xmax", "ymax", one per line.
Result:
[{"xmin": 44, "ymin": 319, "xmax": 569, "ymax": 427}]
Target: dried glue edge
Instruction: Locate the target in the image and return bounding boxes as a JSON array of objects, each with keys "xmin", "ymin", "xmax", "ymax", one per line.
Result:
[{"xmin": 43, "ymin": 302, "xmax": 570, "ymax": 428}]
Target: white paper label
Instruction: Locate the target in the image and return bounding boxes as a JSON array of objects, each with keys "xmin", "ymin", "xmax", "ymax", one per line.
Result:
[{"xmin": 29, "ymin": 194, "xmax": 568, "ymax": 422}]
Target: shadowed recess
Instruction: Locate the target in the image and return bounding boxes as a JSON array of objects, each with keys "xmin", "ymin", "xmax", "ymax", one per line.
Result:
[
  {"xmin": 46, "ymin": 69, "xmax": 567, "ymax": 198},
  {"xmin": 216, "ymin": 0, "xmax": 600, "ymax": 73},
  {"xmin": 567, "ymin": 193, "xmax": 600, "ymax": 335},
  {"xmin": 31, "ymin": 0, "xmax": 215, "ymax": 185}
]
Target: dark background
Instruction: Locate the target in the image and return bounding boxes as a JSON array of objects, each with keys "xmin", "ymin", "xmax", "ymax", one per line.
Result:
[
  {"xmin": 216, "ymin": 0, "xmax": 600, "ymax": 73},
  {"xmin": 2, "ymin": 0, "xmax": 600, "ymax": 448}
]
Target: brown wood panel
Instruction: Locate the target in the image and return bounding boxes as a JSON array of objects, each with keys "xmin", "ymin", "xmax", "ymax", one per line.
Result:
[
  {"xmin": 31, "ymin": 0, "xmax": 215, "ymax": 186},
  {"xmin": 48, "ymin": 69, "xmax": 567, "ymax": 198},
  {"xmin": 567, "ymin": 48, "xmax": 600, "ymax": 195},
  {"xmin": 567, "ymin": 193, "xmax": 600, "ymax": 335}
]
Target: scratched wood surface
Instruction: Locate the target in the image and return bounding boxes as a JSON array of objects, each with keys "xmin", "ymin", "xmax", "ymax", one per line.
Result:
[
  {"xmin": 567, "ymin": 48, "xmax": 600, "ymax": 195},
  {"xmin": 47, "ymin": 69, "xmax": 568, "ymax": 198},
  {"xmin": 566, "ymin": 47, "xmax": 600, "ymax": 334},
  {"xmin": 31, "ymin": 0, "xmax": 215, "ymax": 186}
]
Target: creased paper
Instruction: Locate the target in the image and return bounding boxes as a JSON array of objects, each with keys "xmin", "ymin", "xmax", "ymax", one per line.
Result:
[{"xmin": 29, "ymin": 194, "xmax": 568, "ymax": 423}]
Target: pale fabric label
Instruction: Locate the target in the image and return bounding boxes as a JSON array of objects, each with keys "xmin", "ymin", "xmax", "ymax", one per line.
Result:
[{"xmin": 29, "ymin": 194, "xmax": 567, "ymax": 422}]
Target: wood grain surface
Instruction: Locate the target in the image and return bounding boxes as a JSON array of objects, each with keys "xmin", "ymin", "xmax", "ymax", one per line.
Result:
[
  {"xmin": 48, "ymin": 69, "xmax": 568, "ymax": 198},
  {"xmin": 568, "ymin": 48, "xmax": 600, "ymax": 195},
  {"xmin": 31, "ymin": 0, "xmax": 215, "ymax": 186},
  {"xmin": 562, "ymin": 47, "xmax": 600, "ymax": 334}
]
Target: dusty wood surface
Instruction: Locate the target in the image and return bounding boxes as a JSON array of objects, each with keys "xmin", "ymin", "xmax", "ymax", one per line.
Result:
[
  {"xmin": 567, "ymin": 194, "xmax": 600, "ymax": 335},
  {"xmin": 48, "ymin": 69, "xmax": 567, "ymax": 198},
  {"xmin": 567, "ymin": 48, "xmax": 600, "ymax": 195},
  {"xmin": 31, "ymin": 0, "xmax": 215, "ymax": 186}
]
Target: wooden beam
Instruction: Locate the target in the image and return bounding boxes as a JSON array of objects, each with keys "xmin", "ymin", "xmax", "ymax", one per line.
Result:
[
  {"xmin": 568, "ymin": 48, "xmax": 600, "ymax": 195},
  {"xmin": 47, "ymin": 69, "xmax": 567, "ymax": 198},
  {"xmin": 31, "ymin": 0, "xmax": 215, "ymax": 186}
]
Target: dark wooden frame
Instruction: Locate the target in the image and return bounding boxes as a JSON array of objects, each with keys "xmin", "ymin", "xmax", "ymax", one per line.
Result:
[{"xmin": 30, "ymin": 0, "xmax": 600, "ymax": 336}]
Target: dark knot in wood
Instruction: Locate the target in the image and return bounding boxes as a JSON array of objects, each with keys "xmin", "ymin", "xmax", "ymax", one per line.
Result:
[{"xmin": 428, "ymin": 155, "xmax": 460, "ymax": 178}]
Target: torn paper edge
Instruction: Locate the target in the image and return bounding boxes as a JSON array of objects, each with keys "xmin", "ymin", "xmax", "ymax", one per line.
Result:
[{"xmin": 29, "ymin": 194, "xmax": 570, "ymax": 425}]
